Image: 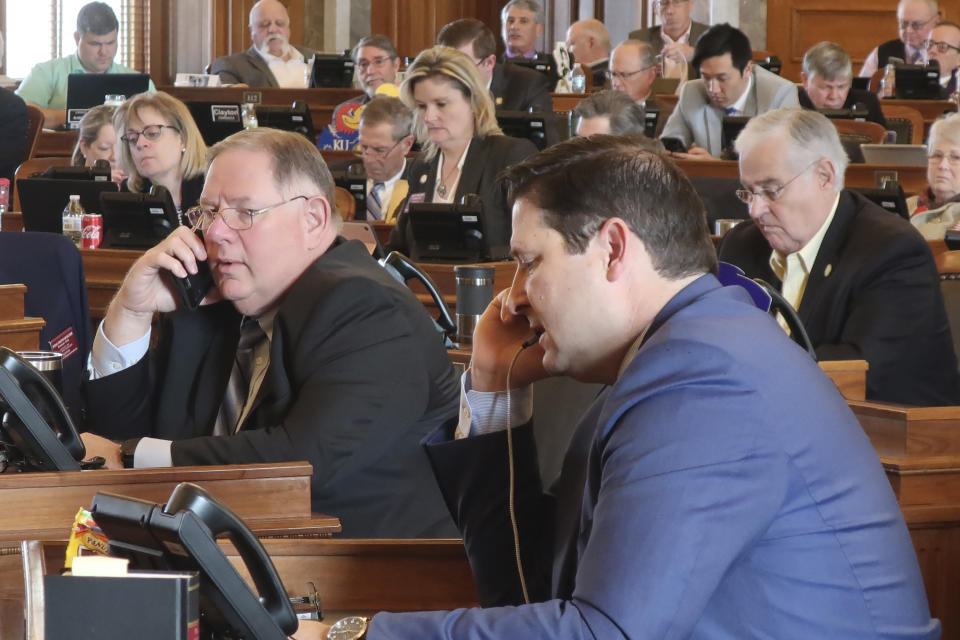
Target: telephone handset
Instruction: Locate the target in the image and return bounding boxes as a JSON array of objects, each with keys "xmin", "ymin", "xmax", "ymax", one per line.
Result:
[
  {"xmin": 163, "ymin": 206, "xmax": 215, "ymax": 310},
  {"xmin": 0, "ymin": 347, "xmax": 86, "ymax": 471},
  {"xmin": 380, "ymin": 250, "xmax": 456, "ymax": 336},
  {"xmin": 91, "ymin": 482, "xmax": 297, "ymax": 639}
]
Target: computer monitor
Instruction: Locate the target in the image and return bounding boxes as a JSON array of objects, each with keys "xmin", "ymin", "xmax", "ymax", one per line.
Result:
[
  {"xmin": 720, "ymin": 115, "xmax": 751, "ymax": 160},
  {"xmin": 851, "ymin": 182, "xmax": 909, "ymax": 219},
  {"xmin": 65, "ymin": 73, "xmax": 150, "ymax": 127},
  {"xmin": 99, "ymin": 186, "xmax": 181, "ymax": 249},
  {"xmin": 42, "ymin": 160, "xmax": 112, "ymax": 182},
  {"xmin": 408, "ymin": 194, "xmax": 506, "ymax": 262},
  {"xmin": 90, "ymin": 483, "xmax": 297, "ymax": 640},
  {"xmin": 255, "ymin": 102, "xmax": 316, "ymax": 141},
  {"xmin": 185, "ymin": 101, "xmax": 244, "ymax": 146},
  {"xmin": 860, "ymin": 143, "xmax": 928, "ymax": 166},
  {"xmin": 17, "ymin": 178, "xmax": 119, "ymax": 233},
  {"xmin": 496, "ymin": 110, "xmax": 548, "ymax": 150},
  {"xmin": 310, "ymin": 54, "xmax": 356, "ymax": 88},
  {"xmin": 0, "ymin": 347, "xmax": 85, "ymax": 472},
  {"xmin": 894, "ymin": 61, "xmax": 942, "ymax": 99},
  {"xmin": 642, "ymin": 104, "xmax": 660, "ymax": 139},
  {"xmin": 507, "ymin": 58, "xmax": 556, "ymax": 82},
  {"xmin": 851, "ymin": 77, "xmax": 871, "ymax": 91}
]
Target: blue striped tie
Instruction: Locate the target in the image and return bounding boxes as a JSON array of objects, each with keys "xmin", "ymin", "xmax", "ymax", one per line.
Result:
[{"xmin": 367, "ymin": 182, "xmax": 384, "ymax": 221}]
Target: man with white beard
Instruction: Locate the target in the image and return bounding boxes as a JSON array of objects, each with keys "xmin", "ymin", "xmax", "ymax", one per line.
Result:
[{"xmin": 210, "ymin": 0, "xmax": 316, "ymax": 88}]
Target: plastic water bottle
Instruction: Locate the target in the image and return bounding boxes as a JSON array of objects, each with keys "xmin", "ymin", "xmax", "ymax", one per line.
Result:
[
  {"xmin": 242, "ymin": 103, "xmax": 259, "ymax": 130},
  {"xmin": 881, "ymin": 63, "xmax": 896, "ymax": 98},
  {"xmin": 571, "ymin": 63, "xmax": 587, "ymax": 93},
  {"xmin": 0, "ymin": 178, "xmax": 9, "ymax": 214},
  {"xmin": 62, "ymin": 195, "xmax": 84, "ymax": 246}
]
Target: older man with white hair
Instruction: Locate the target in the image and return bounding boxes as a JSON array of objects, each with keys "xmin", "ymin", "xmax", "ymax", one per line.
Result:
[
  {"xmin": 719, "ymin": 108, "xmax": 960, "ymax": 406},
  {"xmin": 209, "ymin": 0, "xmax": 316, "ymax": 87},
  {"xmin": 565, "ymin": 19, "xmax": 611, "ymax": 88},
  {"xmin": 859, "ymin": 0, "xmax": 939, "ymax": 77}
]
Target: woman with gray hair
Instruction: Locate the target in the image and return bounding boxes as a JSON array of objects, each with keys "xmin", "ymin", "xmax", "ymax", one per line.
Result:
[
  {"xmin": 910, "ymin": 112, "xmax": 960, "ymax": 239},
  {"xmin": 386, "ymin": 45, "xmax": 537, "ymax": 256}
]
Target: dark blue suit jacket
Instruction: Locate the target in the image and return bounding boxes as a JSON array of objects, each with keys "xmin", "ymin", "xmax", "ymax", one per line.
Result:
[{"xmin": 369, "ymin": 274, "xmax": 937, "ymax": 638}]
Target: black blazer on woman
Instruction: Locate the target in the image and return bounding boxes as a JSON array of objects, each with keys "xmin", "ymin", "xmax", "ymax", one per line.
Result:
[{"xmin": 386, "ymin": 134, "xmax": 537, "ymax": 257}]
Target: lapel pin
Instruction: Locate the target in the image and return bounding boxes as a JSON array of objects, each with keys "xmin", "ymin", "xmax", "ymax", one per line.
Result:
[
  {"xmin": 824, "ymin": 264, "xmax": 832, "ymax": 277},
  {"xmin": 496, "ymin": 97, "xmax": 503, "ymax": 105},
  {"xmin": 419, "ymin": 174, "xmax": 428, "ymax": 184}
]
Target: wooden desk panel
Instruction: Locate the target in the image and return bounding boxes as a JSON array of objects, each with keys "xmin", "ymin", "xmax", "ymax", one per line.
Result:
[
  {"xmin": 882, "ymin": 99, "xmax": 958, "ymax": 137},
  {"xmin": 0, "ymin": 462, "xmax": 338, "ymax": 542},
  {"xmin": 35, "ymin": 130, "xmax": 77, "ymax": 158},
  {"xmin": 850, "ymin": 401, "xmax": 960, "ymax": 457},
  {"xmin": 0, "ymin": 284, "xmax": 44, "ymax": 350}
]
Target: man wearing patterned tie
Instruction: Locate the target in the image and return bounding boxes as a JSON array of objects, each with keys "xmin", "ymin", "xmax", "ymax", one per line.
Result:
[
  {"xmin": 660, "ymin": 23, "xmax": 798, "ymax": 160},
  {"xmin": 357, "ymin": 96, "xmax": 415, "ymax": 222},
  {"xmin": 859, "ymin": 0, "xmax": 939, "ymax": 78},
  {"xmin": 79, "ymin": 128, "xmax": 459, "ymax": 538},
  {"xmin": 718, "ymin": 108, "xmax": 960, "ymax": 406}
]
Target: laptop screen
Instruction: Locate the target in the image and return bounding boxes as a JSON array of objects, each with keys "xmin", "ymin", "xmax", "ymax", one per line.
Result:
[{"xmin": 65, "ymin": 73, "xmax": 150, "ymax": 126}]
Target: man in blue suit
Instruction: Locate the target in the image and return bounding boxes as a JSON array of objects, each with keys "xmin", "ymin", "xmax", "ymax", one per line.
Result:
[{"xmin": 307, "ymin": 136, "xmax": 937, "ymax": 639}]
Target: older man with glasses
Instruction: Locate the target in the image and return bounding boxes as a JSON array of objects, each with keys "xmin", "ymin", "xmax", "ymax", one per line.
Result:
[
  {"xmin": 859, "ymin": 0, "xmax": 940, "ymax": 77},
  {"xmin": 629, "ymin": 0, "xmax": 709, "ymax": 82},
  {"xmin": 80, "ymin": 128, "xmax": 459, "ymax": 539},
  {"xmin": 719, "ymin": 108, "xmax": 960, "ymax": 406},
  {"xmin": 926, "ymin": 22, "xmax": 960, "ymax": 97},
  {"xmin": 355, "ymin": 96, "xmax": 415, "ymax": 222}
]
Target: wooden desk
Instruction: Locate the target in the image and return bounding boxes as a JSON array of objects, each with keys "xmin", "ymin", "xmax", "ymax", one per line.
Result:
[
  {"xmin": 675, "ymin": 159, "xmax": 928, "ymax": 196},
  {"xmin": 850, "ymin": 400, "xmax": 960, "ymax": 638},
  {"xmin": 0, "ymin": 284, "xmax": 44, "ymax": 350},
  {"xmin": 34, "ymin": 130, "xmax": 77, "ymax": 158},
  {"xmin": 0, "ymin": 461, "xmax": 339, "ymax": 543}
]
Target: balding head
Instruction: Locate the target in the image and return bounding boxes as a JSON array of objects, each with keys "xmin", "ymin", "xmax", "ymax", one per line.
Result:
[
  {"xmin": 609, "ymin": 40, "xmax": 659, "ymax": 103},
  {"xmin": 897, "ymin": 0, "xmax": 939, "ymax": 49},
  {"xmin": 566, "ymin": 19, "xmax": 611, "ymax": 66},
  {"xmin": 249, "ymin": 0, "xmax": 292, "ymax": 57}
]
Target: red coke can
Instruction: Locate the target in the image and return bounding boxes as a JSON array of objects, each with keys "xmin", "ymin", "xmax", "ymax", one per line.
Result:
[{"xmin": 81, "ymin": 213, "xmax": 103, "ymax": 249}]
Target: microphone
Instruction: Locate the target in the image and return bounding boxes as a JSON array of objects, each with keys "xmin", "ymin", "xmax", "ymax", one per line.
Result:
[{"xmin": 521, "ymin": 330, "xmax": 543, "ymax": 349}]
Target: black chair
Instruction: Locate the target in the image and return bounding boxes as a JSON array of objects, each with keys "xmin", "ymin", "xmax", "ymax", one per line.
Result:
[{"xmin": 0, "ymin": 232, "xmax": 93, "ymax": 426}]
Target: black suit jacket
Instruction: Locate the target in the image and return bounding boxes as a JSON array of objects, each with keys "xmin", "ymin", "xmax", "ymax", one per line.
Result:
[
  {"xmin": 85, "ymin": 239, "xmax": 460, "ymax": 538},
  {"xmin": 0, "ymin": 87, "xmax": 28, "ymax": 184},
  {"xmin": 628, "ymin": 22, "xmax": 710, "ymax": 80},
  {"xmin": 719, "ymin": 190, "xmax": 960, "ymax": 406},
  {"xmin": 798, "ymin": 87, "xmax": 887, "ymax": 128},
  {"xmin": 386, "ymin": 134, "xmax": 538, "ymax": 257},
  {"xmin": 491, "ymin": 63, "xmax": 559, "ymax": 147},
  {"xmin": 210, "ymin": 44, "xmax": 316, "ymax": 87}
]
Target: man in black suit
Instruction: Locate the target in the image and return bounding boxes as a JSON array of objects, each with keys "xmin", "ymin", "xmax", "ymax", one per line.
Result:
[
  {"xmin": 0, "ymin": 87, "xmax": 28, "ymax": 184},
  {"xmin": 927, "ymin": 22, "xmax": 960, "ymax": 98},
  {"xmin": 565, "ymin": 19, "xmax": 611, "ymax": 89},
  {"xmin": 209, "ymin": 0, "xmax": 315, "ymax": 88},
  {"xmin": 628, "ymin": 0, "xmax": 709, "ymax": 82},
  {"xmin": 437, "ymin": 18, "xmax": 559, "ymax": 146},
  {"xmin": 799, "ymin": 42, "xmax": 887, "ymax": 128},
  {"xmin": 81, "ymin": 128, "xmax": 459, "ymax": 538},
  {"xmin": 719, "ymin": 108, "xmax": 960, "ymax": 406}
]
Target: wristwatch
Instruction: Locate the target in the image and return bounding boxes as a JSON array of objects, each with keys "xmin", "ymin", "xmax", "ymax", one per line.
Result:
[
  {"xmin": 326, "ymin": 616, "xmax": 368, "ymax": 640},
  {"xmin": 120, "ymin": 438, "xmax": 141, "ymax": 469}
]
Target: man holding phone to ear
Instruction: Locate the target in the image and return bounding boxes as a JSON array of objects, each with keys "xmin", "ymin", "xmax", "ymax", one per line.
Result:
[
  {"xmin": 308, "ymin": 135, "xmax": 937, "ymax": 638},
  {"xmin": 80, "ymin": 128, "xmax": 458, "ymax": 539}
]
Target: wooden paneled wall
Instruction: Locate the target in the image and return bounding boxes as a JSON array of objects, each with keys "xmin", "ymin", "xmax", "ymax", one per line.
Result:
[
  {"xmin": 211, "ymin": 0, "xmax": 306, "ymax": 58},
  {"xmin": 370, "ymin": 0, "xmax": 503, "ymax": 60}
]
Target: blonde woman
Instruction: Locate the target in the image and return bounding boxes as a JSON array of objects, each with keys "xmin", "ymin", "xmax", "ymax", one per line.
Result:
[
  {"xmin": 386, "ymin": 45, "xmax": 537, "ymax": 255},
  {"xmin": 71, "ymin": 105, "xmax": 125, "ymax": 182},
  {"xmin": 114, "ymin": 91, "xmax": 207, "ymax": 211}
]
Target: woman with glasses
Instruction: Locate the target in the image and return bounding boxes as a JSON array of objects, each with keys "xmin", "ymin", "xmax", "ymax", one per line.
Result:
[
  {"xmin": 71, "ymin": 105, "xmax": 125, "ymax": 183},
  {"xmin": 385, "ymin": 45, "xmax": 537, "ymax": 256},
  {"xmin": 910, "ymin": 113, "xmax": 960, "ymax": 239},
  {"xmin": 114, "ymin": 91, "xmax": 207, "ymax": 212}
]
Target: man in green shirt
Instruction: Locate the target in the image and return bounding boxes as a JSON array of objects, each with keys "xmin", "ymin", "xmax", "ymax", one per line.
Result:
[{"xmin": 15, "ymin": 2, "xmax": 155, "ymax": 128}]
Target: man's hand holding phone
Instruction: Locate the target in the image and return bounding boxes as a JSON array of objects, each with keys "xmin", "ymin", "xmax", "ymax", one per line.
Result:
[
  {"xmin": 103, "ymin": 226, "xmax": 219, "ymax": 346},
  {"xmin": 470, "ymin": 288, "xmax": 548, "ymax": 392}
]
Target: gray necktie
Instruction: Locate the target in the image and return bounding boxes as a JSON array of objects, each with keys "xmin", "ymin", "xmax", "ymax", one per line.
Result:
[
  {"xmin": 215, "ymin": 318, "xmax": 267, "ymax": 435},
  {"xmin": 367, "ymin": 182, "xmax": 384, "ymax": 220}
]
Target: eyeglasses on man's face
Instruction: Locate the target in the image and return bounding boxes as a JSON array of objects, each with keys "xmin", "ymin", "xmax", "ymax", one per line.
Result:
[
  {"xmin": 924, "ymin": 39, "xmax": 960, "ymax": 53},
  {"xmin": 605, "ymin": 67, "xmax": 654, "ymax": 81},
  {"xmin": 898, "ymin": 16, "xmax": 936, "ymax": 31},
  {"xmin": 185, "ymin": 195, "xmax": 314, "ymax": 231},
  {"xmin": 735, "ymin": 160, "xmax": 819, "ymax": 206},
  {"xmin": 357, "ymin": 56, "xmax": 394, "ymax": 71},
  {"xmin": 121, "ymin": 124, "xmax": 180, "ymax": 145},
  {"xmin": 354, "ymin": 138, "xmax": 404, "ymax": 160}
]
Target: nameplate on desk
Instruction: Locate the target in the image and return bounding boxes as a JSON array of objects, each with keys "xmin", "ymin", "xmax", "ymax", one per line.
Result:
[{"xmin": 242, "ymin": 90, "xmax": 263, "ymax": 104}]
